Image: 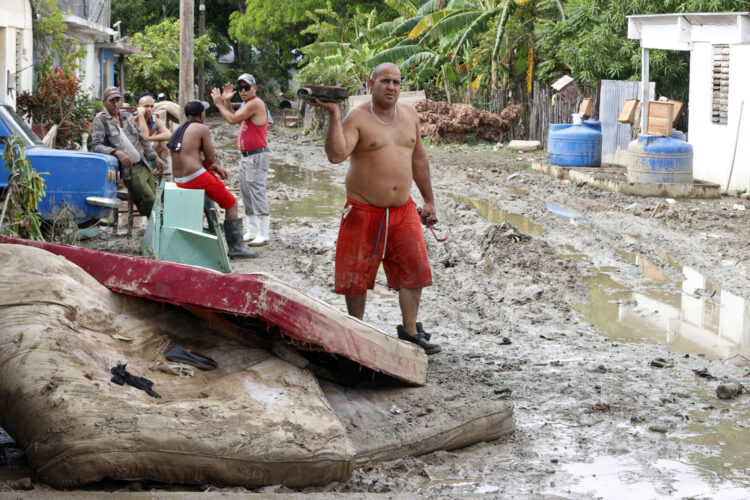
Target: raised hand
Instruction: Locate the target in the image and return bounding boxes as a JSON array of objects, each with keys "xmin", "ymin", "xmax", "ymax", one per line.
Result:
[
  {"xmin": 221, "ymin": 83, "xmax": 236, "ymax": 101},
  {"xmin": 210, "ymin": 87, "xmax": 224, "ymax": 106}
]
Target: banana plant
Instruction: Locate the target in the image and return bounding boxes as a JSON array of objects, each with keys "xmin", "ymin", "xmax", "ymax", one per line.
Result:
[{"xmin": 366, "ymin": 0, "xmax": 564, "ymax": 95}]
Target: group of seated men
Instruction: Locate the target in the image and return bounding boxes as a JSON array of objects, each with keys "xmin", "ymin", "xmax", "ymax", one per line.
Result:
[{"xmin": 91, "ymin": 86, "xmax": 256, "ymax": 259}]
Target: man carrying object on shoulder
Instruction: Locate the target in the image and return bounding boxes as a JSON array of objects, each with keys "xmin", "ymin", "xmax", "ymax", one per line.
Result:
[{"xmin": 308, "ymin": 62, "xmax": 442, "ymax": 355}]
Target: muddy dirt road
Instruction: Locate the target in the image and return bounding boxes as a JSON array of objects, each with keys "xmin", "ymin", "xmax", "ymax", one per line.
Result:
[{"xmin": 8, "ymin": 116, "xmax": 750, "ymax": 498}]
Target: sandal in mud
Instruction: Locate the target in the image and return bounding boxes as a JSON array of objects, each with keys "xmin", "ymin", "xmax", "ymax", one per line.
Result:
[{"xmin": 165, "ymin": 345, "xmax": 218, "ymax": 370}]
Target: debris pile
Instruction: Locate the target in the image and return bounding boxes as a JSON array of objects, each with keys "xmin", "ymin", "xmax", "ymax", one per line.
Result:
[{"xmin": 415, "ymin": 99, "xmax": 521, "ymax": 143}]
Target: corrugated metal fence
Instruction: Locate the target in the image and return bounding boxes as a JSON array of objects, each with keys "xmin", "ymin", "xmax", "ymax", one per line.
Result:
[{"xmin": 599, "ymin": 80, "xmax": 655, "ymax": 166}]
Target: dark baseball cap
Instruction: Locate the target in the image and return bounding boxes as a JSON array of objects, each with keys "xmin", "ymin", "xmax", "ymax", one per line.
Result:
[
  {"xmin": 185, "ymin": 100, "xmax": 210, "ymax": 117},
  {"xmin": 103, "ymin": 86, "xmax": 122, "ymax": 101}
]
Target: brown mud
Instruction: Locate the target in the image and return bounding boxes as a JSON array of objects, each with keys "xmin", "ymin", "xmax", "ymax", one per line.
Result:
[{"xmin": 4, "ymin": 115, "xmax": 750, "ymax": 498}]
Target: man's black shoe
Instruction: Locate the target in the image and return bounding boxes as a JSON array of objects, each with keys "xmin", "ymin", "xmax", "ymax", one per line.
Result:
[
  {"xmin": 416, "ymin": 322, "xmax": 431, "ymax": 341},
  {"xmin": 397, "ymin": 325, "xmax": 442, "ymax": 355}
]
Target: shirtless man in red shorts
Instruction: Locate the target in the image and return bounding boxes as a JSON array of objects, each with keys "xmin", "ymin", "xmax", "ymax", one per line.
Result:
[
  {"xmin": 169, "ymin": 100, "xmax": 257, "ymax": 259},
  {"xmin": 308, "ymin": 62, "xmax": 441, "ymax": 354}
]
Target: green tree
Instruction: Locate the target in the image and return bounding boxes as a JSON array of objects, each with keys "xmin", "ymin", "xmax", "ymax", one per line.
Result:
[
  {"xmin": 366, "ymin": 0, "xmax": 564, "ymax": 97},
  {"xmin": 33, "ymin": 0, "xmax": 87, "ymax": 73},
  {"xmin": 294, "ymin": 5, "xmax": 383, "ymax": 91},
  {"xmin": 112, "ymin": 0, "xmax": 235, "ymax": 86},
  {"xmin": 535, "ymin": 0, "xmax": 749, "ymax": 100},
  {"xmin": 1, "ymin": 135, "xmax": 46, "ymax": 241},
  {"xmin": 229, "ymin": 0, "xmax": 395, "ymax": 76},
  {"xmin": 127, "ymin": 19, "xmax": 216, "ymax": 100}
]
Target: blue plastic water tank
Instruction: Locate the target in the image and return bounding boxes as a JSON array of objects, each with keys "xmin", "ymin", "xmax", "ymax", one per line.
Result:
[
  {"xmin": 547, "ymin": 119, "xmax": 602, "ymax": 167},
  {"xmin": 671, "ymin": 129, "xmax": 686, "ymax": 141},
  {"xmin": 626, "ymin": 134, "xmax": 693, "ymax": 183}
]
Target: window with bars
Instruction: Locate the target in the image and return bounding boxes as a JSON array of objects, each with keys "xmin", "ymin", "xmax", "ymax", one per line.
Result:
[{"xmin": 712, "ymin": 44, "xmax": 729, "ymax": 125}]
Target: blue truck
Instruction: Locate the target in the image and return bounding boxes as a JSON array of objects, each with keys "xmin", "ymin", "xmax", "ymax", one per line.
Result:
[{"xmin": 0, "ymin": 102, "xmax": 121, "ymax": 226}]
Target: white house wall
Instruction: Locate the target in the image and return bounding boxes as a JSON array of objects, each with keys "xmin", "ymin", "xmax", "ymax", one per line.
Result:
[
  {"xmin": 688, "ymin": 42, "xmax": 750, "ymax": 191},
  {"xmin": 0, "ymin": 0, "xmax": 34, "ymax": 106}
]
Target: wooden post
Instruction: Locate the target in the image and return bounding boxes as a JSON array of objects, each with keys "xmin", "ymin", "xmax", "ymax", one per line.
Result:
[
  {"xmin": 640, "ymin": 47, "xmax": 649, "ymax": 135},
  {"xmin": 198, "ymin": 0, "xmax": 205, "ymax": 101},
  {"xmin": 179, "ymin": 0, "xmax": 194, "ymax": 121},
  {"xmin": 725, "ymin": 100, "xmax": 745, "ymax": 193}
]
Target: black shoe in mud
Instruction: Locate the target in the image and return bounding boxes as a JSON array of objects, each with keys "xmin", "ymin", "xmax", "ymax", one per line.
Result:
[
  {"xmin": 397, "ymin": 325, "xmax": 442, "ymax": 355},
  {"xmin": 416, "ymin": 322, "xmax": 431, "ymax": 341}
]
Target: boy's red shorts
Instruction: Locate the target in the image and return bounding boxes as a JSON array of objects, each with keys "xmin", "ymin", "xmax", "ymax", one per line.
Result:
[
  {"xmin": 334, "ymin": 197, "xmax": 432, "ymax": 295},
  {"xmin": 176, "ymin": 170, "xmax": 236, "ymax": 209}
]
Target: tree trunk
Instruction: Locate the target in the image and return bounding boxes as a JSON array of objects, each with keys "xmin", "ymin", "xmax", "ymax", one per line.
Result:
[{"xmin": 179, "ymin": 0, "xmax": 195, "ymax": 121}]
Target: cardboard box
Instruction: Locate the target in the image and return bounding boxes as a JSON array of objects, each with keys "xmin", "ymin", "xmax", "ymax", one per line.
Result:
[
  {"xmin": 579, "ymin": 98, "xmax": 593, "ymax": 117},
  {"xmin": 668, "ymin": 99, "xmax": 683, "ymax": 125},
  {"xmin": 618, "ymin": 99, "xmax": 639, "ymax": 124},
  {"xmin": 646, "ymin": 101, "xmax": 674, "ymax": 136}
]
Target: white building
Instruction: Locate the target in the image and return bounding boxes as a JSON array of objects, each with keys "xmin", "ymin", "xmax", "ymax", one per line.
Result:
[
  {"xmin": 56, "ymin": 0, "xmax": 123, "ymax": 99},
  {"xmin": 0, "ymin": 0, "xmax": 34, "ymax": 106},
  {"xmin": 628, "ymin": 12, "xmax": 750, "ymax": 192}
]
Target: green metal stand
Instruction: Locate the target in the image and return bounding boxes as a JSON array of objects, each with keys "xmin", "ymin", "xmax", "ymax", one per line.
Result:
[{"xmin": 142, "ymin": 180, "xmax": 231, "ymax": 273}]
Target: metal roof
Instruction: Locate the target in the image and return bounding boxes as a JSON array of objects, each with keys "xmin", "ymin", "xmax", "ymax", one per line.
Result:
[{"xmin": 628, "ymin": 11, "xmax": 750, "ymax": 49}]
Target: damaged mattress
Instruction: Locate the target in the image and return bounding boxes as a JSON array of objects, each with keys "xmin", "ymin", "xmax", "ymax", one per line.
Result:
[
  {"xmin": 0, "ymin": 244, "xmax": 354, "ymax": 488},
  {"xmin": 0, "ymin": 243, "xmax": 514, "ymax": 489}
]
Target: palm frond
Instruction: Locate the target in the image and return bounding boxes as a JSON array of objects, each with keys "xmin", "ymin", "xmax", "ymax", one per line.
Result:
[
  {"xmin": 491, "ymin": 1, "xmax": 513, "ymax": 63},
  {"xmin": 368, "ymin": 20, "xmax": 404, "ymax": 40},
  {"xmin": 424, "ymin": 10, "xmax": 481, "ymax": 41},
  {"xmin": 392, "ymin": 16, "xmax": 423, "ymax": 36},
  {"xmin": 417, "ymin": 0, "xmax": 444, "ymax": 16},
  {"xmin": 447, "ymin": 0, "xmax": 481, "ymax": 9},
  {"xmin": 408, "ymin": 10, "xmax": 448, "ymax": 39},
  {"xmin": 552, "ymin": 0, "xmax": 565, "ymax": 21},
  {"xmin": 450, "ymin": 10, "xmax": 494, "ymax": 53},
  {"xmin": 401, "ymin": 51, "xmax": 436, "ymax": 70},
  {"xmin": 385, "ymin": 0, "xmax": 420, "ymax": 17},
  {"xmin": 365, "ymin": 45, "xmax": 423, "ymax": 67}
]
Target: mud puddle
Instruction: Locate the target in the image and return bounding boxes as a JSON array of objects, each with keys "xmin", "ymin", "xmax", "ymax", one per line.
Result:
[
  {"xmin": 547, "ymin": 455, "xmax": 749, "ymax": 499},
  {"xmin": 574, "ymin": 249, "xmax": 750, "ymax": 364},
  {"xmin": 449, "ymin": 194, "xmax": 544, "ymax": 235},
  {"xmin": 268, "ymin": 160, "xmax": 346, "ymax": 220}
]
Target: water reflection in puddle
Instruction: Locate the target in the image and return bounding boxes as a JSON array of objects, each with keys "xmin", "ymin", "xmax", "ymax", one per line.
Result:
[
  {"xmin": 450, "ymin": 194, "xmax": 544, "ymax": 235},
  {"xmin": 546, "ymin": 455, "xmax": 748, "ymax": 499},
  {"xmin": 574, "ymin": 251, "xmax": 750, "ymax": 363},
  {"xmin": 567, "ymin": 248, "xmax": 750, "ymax": 493},
  {"xmin": 268, "ymin": 161, "xmax": 346, "ymax": 220}
]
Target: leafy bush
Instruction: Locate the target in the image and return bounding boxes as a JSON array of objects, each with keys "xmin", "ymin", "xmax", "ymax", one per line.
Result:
[
  {"xmin": 128, "ymin": 19, "xmax": 215, "ymax": 101},
  {"xmin": 1, "ymin": 135, "xmax": 47, "ymax": 241},
  {"xmin": 16, "ymin": 67, "xmax": 100, "ymax": 150}
]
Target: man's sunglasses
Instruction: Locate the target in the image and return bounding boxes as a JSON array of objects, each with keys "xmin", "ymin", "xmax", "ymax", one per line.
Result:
[{"xmin": 235, "ymin": 84, "xmax": 253, "ymax": 91}]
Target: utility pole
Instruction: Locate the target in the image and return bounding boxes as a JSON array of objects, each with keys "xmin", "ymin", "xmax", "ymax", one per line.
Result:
[
  {"xmin": 198, "ymin": 0, "xmax": 205, "ymax": 101},
  {"xmin": 179, "ymin": 0, "xmax": 194, "ymax": 120}
]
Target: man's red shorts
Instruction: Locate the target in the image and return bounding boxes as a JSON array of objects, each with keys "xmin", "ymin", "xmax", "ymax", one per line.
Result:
[
  {"xmin": 176, "ymin": 170, "xmax": 236, "ymax": 209},
  {"xmin": 334, "ymin": 197, "xmax": 432, "ymax": 295}
]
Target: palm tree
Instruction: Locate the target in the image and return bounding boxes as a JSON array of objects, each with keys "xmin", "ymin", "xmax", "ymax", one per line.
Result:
[{"xmin": 366, "ymin": 0, "xmax": 565, "ymax": 97}]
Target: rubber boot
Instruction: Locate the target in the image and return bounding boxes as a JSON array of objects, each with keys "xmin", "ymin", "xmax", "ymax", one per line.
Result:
[
  {"xmin": 204, "ymin": 196, "xmax": 216, "ymax": 233},
  {"xmin": 243, "ymin": 214, "xmax": 259, "ymax": 242},
  {"xmin": 225, "ymin": 218, "xmax": 258, "ymax": 259},
  {"xmin": 249, "ymin": 215, "xmax": 269, "ymax": 247}
]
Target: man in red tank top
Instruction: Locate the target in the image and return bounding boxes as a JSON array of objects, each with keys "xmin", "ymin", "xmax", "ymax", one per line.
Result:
[{"xmin": 211, "ymin": 73, "xmax": 271, "ymax": 248}]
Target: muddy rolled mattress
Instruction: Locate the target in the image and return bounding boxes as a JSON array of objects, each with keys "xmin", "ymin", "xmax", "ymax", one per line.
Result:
[
  {"xmin": 0, "ymin": 243, "xmax": 513, "ymax": 489},
  {"xmin": 0, "ymin": 244, "xmax": 354, "ymax": 488}
]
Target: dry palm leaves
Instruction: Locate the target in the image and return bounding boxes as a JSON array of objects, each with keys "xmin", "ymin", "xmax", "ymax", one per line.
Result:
[{"xmin": 415, "ymin": 99, "xmax": 521, "ymax": 144}]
